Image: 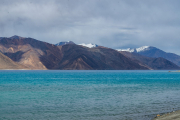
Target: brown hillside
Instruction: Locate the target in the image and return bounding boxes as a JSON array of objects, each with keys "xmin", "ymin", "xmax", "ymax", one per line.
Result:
[
  {"xmin": 0, "ymin": 36, "xmax": 148, "ymax": 70},
  {"xmin": 0, "ymin": 36, "xmax": 63, "ymax": 69},
  {"xmin": 54, "ymin": 44, "xmax": 148, "ymax": 70},
  {"xmin": 0, "ymin": 52, "xmax": 27, "ymax": 69},
  {"xmin": 120, "ymin": 51, "xmax": 180, "ymax": 70}
]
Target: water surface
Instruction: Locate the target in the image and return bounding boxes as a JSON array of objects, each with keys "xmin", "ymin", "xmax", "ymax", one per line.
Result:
[{"xmin": 0, "ymin": 70, "xmax": 180, "ymax": 120}]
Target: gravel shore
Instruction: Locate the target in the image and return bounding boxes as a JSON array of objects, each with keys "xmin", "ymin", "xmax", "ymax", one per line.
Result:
[{"xmin": 153, "ymin": 110, "xmax": 180, "ymax": 120}]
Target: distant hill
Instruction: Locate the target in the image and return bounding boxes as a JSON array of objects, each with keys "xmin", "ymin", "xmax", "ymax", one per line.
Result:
[
  {"xmin": 117, "ymin": 46, "xmax": 180, "ymax": 66},
  {"xmin": 137, "ymin": 46, "xmax": 180, "ymax": 67},
  {"xmin": 120, "ymin": 51, "xmax": 180, "ymax": 70}
]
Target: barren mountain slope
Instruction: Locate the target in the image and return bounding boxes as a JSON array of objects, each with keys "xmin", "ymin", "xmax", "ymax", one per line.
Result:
[
  {"xmin": 0, "ymin": 36, "xmax": 63, "ymax": 69},
  {"xmin": 120, "ymin": 51, "xmax": 180, "ymax": 70},
  {"xmin": 54, "ymin": 44, "xmax": 148, "ymax": 70},
  {"xmin": 0, "ymin": 52, "xmax": 27, "ymax": 69}
]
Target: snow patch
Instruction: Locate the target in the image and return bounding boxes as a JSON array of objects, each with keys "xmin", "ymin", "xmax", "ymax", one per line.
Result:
[
  {"xmin": 55, "ymin": 41, "xmax": 75, "ymax": 46},
  {"xmin": 79, "ymin": 43, "xmax": 98, "ymax": 48},
  {"xmin": 116, "ymin": 48, "xmax": 135, "ymax": 52},
  {"xmin": 117, "ymin": 46, "xmax": 150, "ymax": 53},
  {"xmin": 136, "ymin": 46, "xmax": 150, "ymax": 52}
]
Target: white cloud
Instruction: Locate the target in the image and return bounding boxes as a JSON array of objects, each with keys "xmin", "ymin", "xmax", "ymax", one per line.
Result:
[{"xmin": 0, "ymin": 0, "xmax": 180, "ymax": 54}]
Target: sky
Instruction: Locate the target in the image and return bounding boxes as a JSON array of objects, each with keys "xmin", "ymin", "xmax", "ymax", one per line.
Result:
[{"xmin": 0, "ymin": 0, "xmax": 180, "ymax": 54}]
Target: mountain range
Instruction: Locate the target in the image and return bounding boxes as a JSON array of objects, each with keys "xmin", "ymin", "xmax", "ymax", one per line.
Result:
[
  {"xmin": 0, "ymin": 35, "xmax": 179, "ymax": 70},
  {"xmin": 117, "ymin": 46, "xmax": 180, "ymax": 67},
  {"xmin": 119, "ymin": 51, "xmax": 180, "ymax": 70}
]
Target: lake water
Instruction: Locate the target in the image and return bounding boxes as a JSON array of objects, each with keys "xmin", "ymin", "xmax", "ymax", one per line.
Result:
[{"xmin": 0, "ymin": 70, "xmax": 180, "ymax": 120}]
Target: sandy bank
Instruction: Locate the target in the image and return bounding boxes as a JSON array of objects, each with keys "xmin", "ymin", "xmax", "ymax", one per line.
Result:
[{"xmin": 153, "ymin": 110, "xmax": 180, "ymax": 120}]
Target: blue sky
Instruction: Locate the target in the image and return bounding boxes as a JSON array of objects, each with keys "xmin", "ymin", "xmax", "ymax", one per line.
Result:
[{"xmin": 0, "ymin": 0, "xmax": 180, "ymax": 54}]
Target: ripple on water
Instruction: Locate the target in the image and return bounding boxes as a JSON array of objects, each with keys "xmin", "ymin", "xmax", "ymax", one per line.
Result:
[{"xmin": 0, "ymin": 70, "xmax": 180, "ymax": 120}]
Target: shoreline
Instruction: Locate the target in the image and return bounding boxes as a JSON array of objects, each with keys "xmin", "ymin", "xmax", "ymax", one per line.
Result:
[
  {"xmin": 153, "ymin": 110, "xmax": 180, "ymax": 120},
  {"xmin": 168, "ymin": 70, "xmax": 180, "ymax": 72}
]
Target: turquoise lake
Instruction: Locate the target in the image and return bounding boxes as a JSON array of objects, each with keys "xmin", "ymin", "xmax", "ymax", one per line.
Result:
[{"xmin": 0, "ymin": 70, "xmax": 180, "ymax": 120}]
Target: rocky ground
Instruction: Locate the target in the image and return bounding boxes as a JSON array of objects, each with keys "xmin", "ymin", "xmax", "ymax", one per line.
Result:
[{"xmin": 153, "ymin": 110, "xmax": 180, "ymax": 120}]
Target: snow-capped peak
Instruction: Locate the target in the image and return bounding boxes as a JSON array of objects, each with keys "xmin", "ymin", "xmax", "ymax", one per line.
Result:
[
  {"xmin": 79, "ymin": 43, "xmax": 98, "ymax": 48},
  {"xmin": 136, "ymin": 46, "xmax": 150, "ymax": 52},
  {"xmin": 116, "ymin": 46, "xmax": 150, "ymax": 53},
  {"xmin": 55, "ymin": 41, "xmax": 75, "ymax": 46}
]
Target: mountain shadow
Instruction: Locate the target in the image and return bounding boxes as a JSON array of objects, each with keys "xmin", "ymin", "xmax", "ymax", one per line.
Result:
[{"xmin": 0, "ymin": 52, "xmax": 27, "ymax": 69}]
